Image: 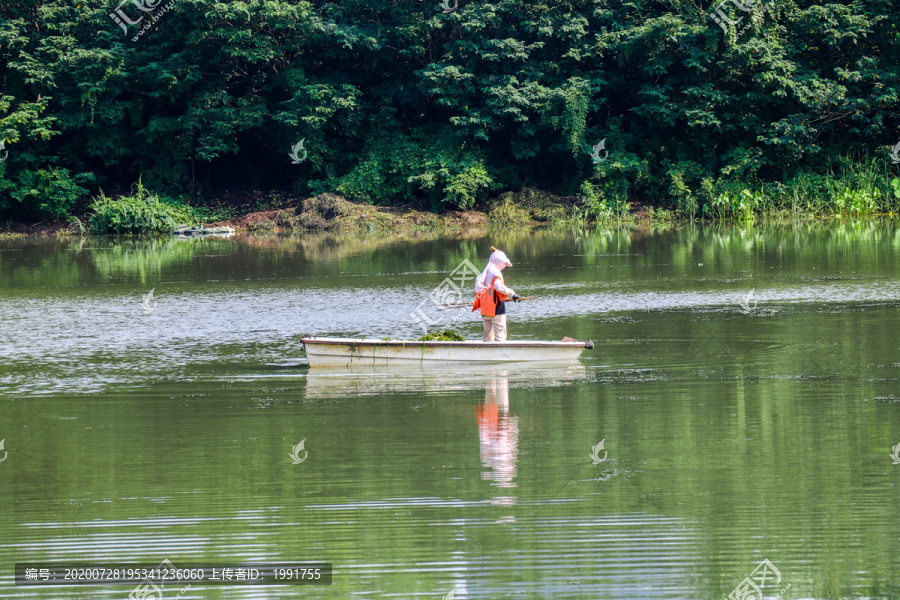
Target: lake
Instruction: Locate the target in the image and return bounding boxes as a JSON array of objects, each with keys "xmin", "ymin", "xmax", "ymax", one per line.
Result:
[{"xmin": 1, "ymin": 221, "xmax": 899, "ymax": 599}]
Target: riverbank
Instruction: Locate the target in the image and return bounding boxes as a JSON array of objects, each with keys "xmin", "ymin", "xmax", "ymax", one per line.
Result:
[
  {"xmin": 0, "ymin": 189, "xmax": 577, "ymax": 237},
  {"xmin": 3, "ymin": 181, "xmax": 898, "ymax": 239},
  {"xmin": 0, "ymin": 188, "xmax": 671, "ymax": 237}
]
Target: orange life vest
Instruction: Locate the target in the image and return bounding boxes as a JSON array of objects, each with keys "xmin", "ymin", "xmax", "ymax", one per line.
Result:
[{"xmin": 472, "ymin": 276, "xmax": 508, "ymax": 317}]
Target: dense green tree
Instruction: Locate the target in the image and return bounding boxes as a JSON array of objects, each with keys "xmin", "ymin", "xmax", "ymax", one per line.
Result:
[{"xmin": 1, "ymin": 0, "xmax": 898, "ymax": 220}]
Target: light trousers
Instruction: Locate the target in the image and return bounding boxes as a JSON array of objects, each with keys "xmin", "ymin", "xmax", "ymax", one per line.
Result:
[{"xmin": 482, "ymin": 314, "xmax": 508, "ymax": 342}]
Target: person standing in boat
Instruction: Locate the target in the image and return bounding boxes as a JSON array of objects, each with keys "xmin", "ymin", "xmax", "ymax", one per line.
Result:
[{"xmin": 473, "ymin": 246, "xmax": 521, "ymax": 342}]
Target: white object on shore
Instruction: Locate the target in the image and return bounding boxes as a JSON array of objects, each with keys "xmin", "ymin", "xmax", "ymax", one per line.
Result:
[{"xmin": 173, "ymin": 225, "xmax": 235, "ymax": 238}]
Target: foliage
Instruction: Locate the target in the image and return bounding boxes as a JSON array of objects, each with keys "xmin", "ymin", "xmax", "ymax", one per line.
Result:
[
  {"xmin": 417, "ymin": 329, "xmax": 466, "ymax": 341},
  {"xmin": 193, "ymin": 204, "xmax": 236, "ymax": 224},
  {"xmin": 700, "ymin": 158, "xmax": 899, "ymax": 219},
  {"xmin": 0, "ymin": 167, "xmax": 93, "ymax": 219},
  {"xmin": 314, "ymin": 134, "xmax": 494, "ymax": 210},
  {"xmin": 573, "ymin": 180, "xmax": 614, "ymax": 226},
  {"xmin": 89, "ymin": 180, "xmax": 198, "ymax": 234},
  {"xmin": 573, "ymin": 179, "xmax": 632, "ymax": 225},
  {"xmin": 0, "ymin": 0, "xmax": 898, "ymax": 221}
]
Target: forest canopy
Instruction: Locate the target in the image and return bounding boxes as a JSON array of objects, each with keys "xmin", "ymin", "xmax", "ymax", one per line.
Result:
[{"xmin": 1, "ymin": 0, "xmax": 898, "ymax": 221}]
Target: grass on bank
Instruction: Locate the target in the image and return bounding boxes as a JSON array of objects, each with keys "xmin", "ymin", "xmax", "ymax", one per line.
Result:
[
  {"xmin": 89, "ymin": 179, "xmax": 199, "ymax": 234},
  {"xmin": 698, "ymin": 170, "xmax": 900, "ymax": 221},
  {"xmin": 568, "ymin": 159, "xmax": 900, "ymax": 226}
]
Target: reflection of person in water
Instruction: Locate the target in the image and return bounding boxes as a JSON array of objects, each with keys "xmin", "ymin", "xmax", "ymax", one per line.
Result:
[{"xmin": 476, "ymin": 372, "xmax": 518, "ymax": 489}]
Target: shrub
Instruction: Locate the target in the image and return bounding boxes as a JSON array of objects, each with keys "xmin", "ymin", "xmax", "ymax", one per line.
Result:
[
  {"xmin": 316, "ymin": 133, "xmax": 495, "ymax": 211},
  {"xmin": 439, "ymin": 160, "xmax": 492, "ymax": 211},
  {"xmin": 572, "ymin": 179, "xmax": 628, "ymax": 225},
  {"xmin": 0, "ymin": 168, "xmax": 92, "ymax": 220},
  {"xmin": 89, "ymin": 179, "xmax": 198, "ymax": 234},
  {"xmin": 832, "ymin": 189, "xmax": 879, "ymax": 216}
]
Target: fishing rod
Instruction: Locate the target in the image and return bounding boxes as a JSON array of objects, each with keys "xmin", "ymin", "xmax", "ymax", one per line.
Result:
[{"xmin": 436, "ymin": 296, "xmax": 538, "ymax": 310}]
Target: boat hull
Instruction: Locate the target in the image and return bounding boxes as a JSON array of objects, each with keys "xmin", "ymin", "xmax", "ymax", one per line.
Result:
[{"xmin": 301, "ymin": 337, "xmax": 592, "ymax": 368}]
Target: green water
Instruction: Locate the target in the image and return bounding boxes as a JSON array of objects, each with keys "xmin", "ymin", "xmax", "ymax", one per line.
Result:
[{"xmin": 2, "ymin": 221, "xmax": 900, "ymax": 599}]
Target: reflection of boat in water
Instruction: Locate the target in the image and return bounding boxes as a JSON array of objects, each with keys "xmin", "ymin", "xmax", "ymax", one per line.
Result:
[
  {"xmin": 303, "ymin": 362, "xmax": 587, "ymax": 398},
  {"xmin": 301, "ymin": 336, "xmax": 593, "ymax": 368},
  {"xmin": 478, "ymin": 372, "xmax": 518, "ymax": 495}
]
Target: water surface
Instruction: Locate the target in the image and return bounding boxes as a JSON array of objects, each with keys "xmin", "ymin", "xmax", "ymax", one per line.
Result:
[{"xmin": 1, "ymin": 221, "xmax": 899, "ymax": 599}]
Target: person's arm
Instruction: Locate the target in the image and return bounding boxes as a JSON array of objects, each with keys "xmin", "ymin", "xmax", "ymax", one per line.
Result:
[{"xmin": 494, "ymin": 280, "xmax": 516, "ymax": 298}]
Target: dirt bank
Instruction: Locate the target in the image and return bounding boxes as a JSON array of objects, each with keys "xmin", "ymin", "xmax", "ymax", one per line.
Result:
[
  {"xmin": 210, "ymin": 193, "xmax": 490, "ymax": 233},
  {"xmin": 208, "ymin": 189, "xmax": 584, "ymax": 233}
]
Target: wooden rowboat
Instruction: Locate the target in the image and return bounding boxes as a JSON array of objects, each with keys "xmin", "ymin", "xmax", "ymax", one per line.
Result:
[{"xmin": 301, "ymin": 336, "xmax": 593, "ymax": 368}]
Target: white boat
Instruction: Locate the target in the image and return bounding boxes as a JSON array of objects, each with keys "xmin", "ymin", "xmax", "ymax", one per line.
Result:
[{"xmin": 301, "ymin": 336, "xmax": 593, "ymax": 368}]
